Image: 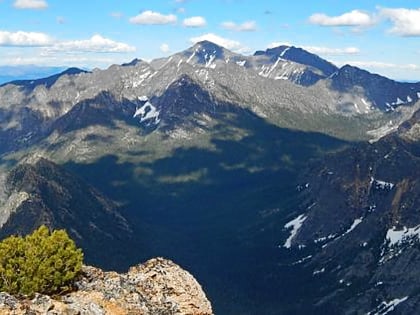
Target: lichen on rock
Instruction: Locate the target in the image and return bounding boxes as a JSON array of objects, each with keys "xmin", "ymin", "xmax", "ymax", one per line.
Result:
[{"xmin": 0, "ymin": 257, "xmax": 213, "ymax": 315}]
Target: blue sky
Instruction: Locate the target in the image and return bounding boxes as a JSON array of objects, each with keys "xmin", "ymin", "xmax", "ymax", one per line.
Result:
[{"xmin": 1, "ymin": 0, "xmax": 420, "ymax": 80}]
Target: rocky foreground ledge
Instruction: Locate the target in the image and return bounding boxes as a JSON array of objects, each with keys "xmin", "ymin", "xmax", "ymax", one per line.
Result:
[{"xmin": 0, "ymin": 258, "xmax": 213, "ymax": 315}]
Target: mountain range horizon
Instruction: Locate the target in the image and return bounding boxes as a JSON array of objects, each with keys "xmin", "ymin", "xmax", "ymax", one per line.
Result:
[{"xmin": 2, "ymin": 40, "xmax": 419, "ymax": 85}]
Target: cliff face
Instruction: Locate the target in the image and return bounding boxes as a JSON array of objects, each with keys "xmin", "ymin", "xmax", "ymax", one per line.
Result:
[{"xmin": 0, "ymin": 258, "xmax": 213, "ymax": 315}]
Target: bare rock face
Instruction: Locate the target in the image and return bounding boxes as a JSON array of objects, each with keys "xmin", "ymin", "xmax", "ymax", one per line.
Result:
[{"xmin": 0, "ymin": 258, "xmax": 213, "ymax": 315}]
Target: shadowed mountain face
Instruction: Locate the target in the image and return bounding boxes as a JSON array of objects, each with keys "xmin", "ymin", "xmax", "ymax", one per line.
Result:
[
  {"xmin": 279, "ymin": 115, "xmax": 420, "ymax": 314},
  {"xmin": 1, "ymin": 158, "xmax": 136, "ymax": 270},
  {"xmin": 331, "ymin": 65, "xmax": 420, "ymax": 111},
  {"xmin": 61, "ymin": 108, "xmax": 349, "ymax": 314}
]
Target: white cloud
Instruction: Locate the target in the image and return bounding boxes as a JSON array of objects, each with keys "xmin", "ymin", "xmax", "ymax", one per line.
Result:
[
  {"xmin": 342, "ymin": 60, "xmax": 420, "ymax": 71},
  {"xmin": 0, "ymin": 31, "xmax": 52, "ymax": 46},
  {"xmin": 309, "ymin": 10, "xmax": 373, "ymax": 27},
  {"xmin": 13, "ymin": 0, "xmax": 47, "ymax": 9},
  {"xmin": 267, "ymin": 42, "xmax": 359, "ymax": 55},
  {"xmin": 303, "ymin": 46, "xmax": 360, "ymax": 56},
  {"xmin": 129, "ymin": 11, "xmax": 177, "ymax": 25},
  {"xmin": 379, "ymin": 8, "xmax": 420, "ymax": 36},
  {"xmin": 0, "ymin": 32, "xmax": 135, "ymax": 53},
  {"xmin": 183, "ymin": 16, "xmax": 206, "ymax": 28},
  {"xmin": 160, "ymin": 43, "xmax": 170, "ymax": 53},
  {"xmin": 177, "ymin": 7, "xmax": 186, "ymax": 14},
  {"xmin": 46, "ymin": 35, "xmax": 135, "ymax": 53},
  {"xmin": 221, "ymin": 20, "xmax": 257, "ymax": 32},
  {"xmin": 189, "ymin": 33, "xmax": 249, "ymax": 53}
]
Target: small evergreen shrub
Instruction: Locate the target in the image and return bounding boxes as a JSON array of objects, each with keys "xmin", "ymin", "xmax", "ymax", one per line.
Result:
[{"xmin": 0, "ymin": 225, "xmax": 83, "ymax": 296}]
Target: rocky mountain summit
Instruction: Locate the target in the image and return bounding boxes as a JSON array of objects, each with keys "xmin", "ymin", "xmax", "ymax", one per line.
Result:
[{"xmin": 0, "ymin": 258, "xmax": 213, "ymax": 315}]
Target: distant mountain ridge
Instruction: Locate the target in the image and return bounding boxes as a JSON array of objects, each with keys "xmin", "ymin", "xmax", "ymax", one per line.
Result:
[
  {"xmin": 0, "ymin": 40, "xmax": 419, "ymax": 159},
  {"xmin": 0, "ymin": 65, "xmax": 68, "ymax": 85},
  {"xmin": 0, "ymin": 41, "xmax": 420, "ymax": 144},
  {"xmin": 0, "ymin": 67, "xmax": 87, "ymax": 89}
]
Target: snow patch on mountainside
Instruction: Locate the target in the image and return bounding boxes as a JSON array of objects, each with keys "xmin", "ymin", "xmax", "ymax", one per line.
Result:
[
  {"xmin": 344, "ymin": 217, "xmax": 363, "ymax": 235},
  {"xmin": 280, "ymin": 47, "xmax": 290, "ymax": 57},
  {"xmin": 283, "ymin": 214, "xmax": 307, "ymax": 248},
  {"xmin": 380, "ymin": 225, "xmax": 420, "ymax": 263},
  {"xmin": 317, "ymin": 217, "xmax": 363, "ymax": 249},
  {"xmin": 133, "ymin": 97, "xmax": 160, "ymax": 125},
  {"xmin": 205, "ymin": 53, "xmax": 216, "ymax": 69},
  {"xmin": 367, "ymin": 296, "xmax": 408, "ymax": 315},
  {"xmin": 386, "ymin": 225, "xmax": 420, "ymax": 247},
  {"xmin": 187, "ymin": 51, "xmax": 196, "ymax": 64},
  {"xmin": 370, "ymin": 177, "xmax": 394, "ymax": 190}
]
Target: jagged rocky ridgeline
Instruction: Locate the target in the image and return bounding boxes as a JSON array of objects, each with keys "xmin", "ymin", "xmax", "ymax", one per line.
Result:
[
  {"xmin": 1, "ymin": 40, "xmax": 420, "ymax": 157},
  {"xmin": 0, "ymin": 258, "xmax": 213, "ymax": 315}
]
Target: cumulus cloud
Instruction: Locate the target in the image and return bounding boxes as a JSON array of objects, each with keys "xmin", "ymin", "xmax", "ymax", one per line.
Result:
[
  {"xmin": 221, "ymin": 20, "xmax": 257, "ymax": 32},
  {"xmin": 379, "ymin": 8, "xmax": 420, "ymax": 36},
  {"xmin": 129, "ymin": 11, "xmax": 177, "ymax": 25},
  {"xmin": 0, "ymin": 31, "xmax": 135, "ymax": 54},
  {"xmin": 309, "ymin": 10, "xmax": 373, "ymax": 27},
  {"xmin": 183, "ymin": 16, "xmax": 206, "ymax": 28},
  {"xmin": 0, "ymin": 31, "xmax": 52, "ymax": 46},
  {"xmin": 13, "ymin": 0, "xmax": 47, "ymax": 9},
  {"xmin": 160, "ymin": 43, "xmax": 170, "ymax": 53},
  {"xmin": 190, "ymin": 33, "xmax": 249, "ymax": 53},
  {"xmin": 46, "ymin": 34, "xmax": 136, "ymax": 53}
]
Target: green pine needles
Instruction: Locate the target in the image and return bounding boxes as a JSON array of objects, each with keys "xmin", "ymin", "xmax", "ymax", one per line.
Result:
[{"xmin": 0, "ymin": 225, "xmax": 83, "ymax": 296}]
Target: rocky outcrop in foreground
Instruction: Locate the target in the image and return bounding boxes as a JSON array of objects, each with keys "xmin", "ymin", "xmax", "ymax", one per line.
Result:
[{"xmin": 0, "ymin": 258, "xmax": 213, "ymax": 315}]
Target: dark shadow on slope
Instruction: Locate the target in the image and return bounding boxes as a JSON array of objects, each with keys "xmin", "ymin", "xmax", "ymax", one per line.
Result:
[
  {"xmin": 0, "ymin": 158, "xmax": 139, "ymax": 271},
  {"xmin": 51, "ymin": 91, "xmax": 140, "ymax": 135},
  {"xmin": 331, "ymin": 65, "xmax": 420, "ymax": 111},
  {"xmin": 64, "ymin": 107, "xmax": 350, "ymax": 315}
]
